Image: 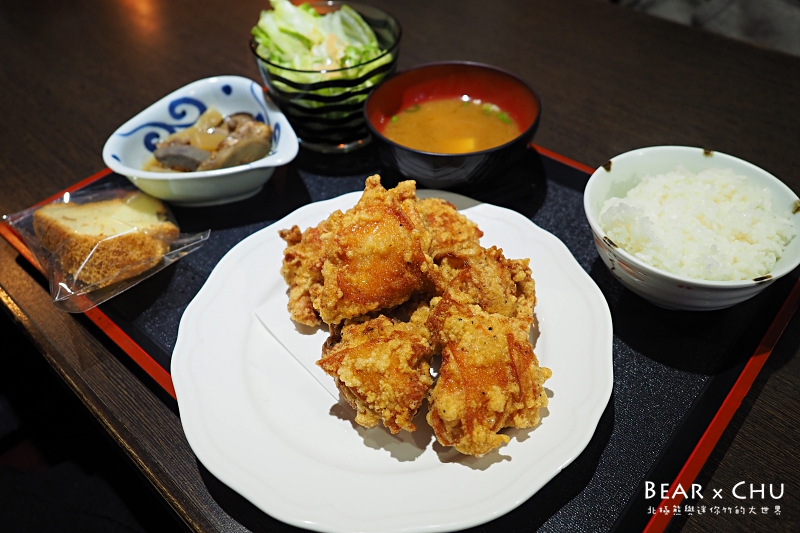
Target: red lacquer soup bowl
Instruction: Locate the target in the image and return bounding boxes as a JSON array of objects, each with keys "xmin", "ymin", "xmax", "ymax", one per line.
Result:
[{"xmin": 364, "ymin": 62, "xmax": 541, "ymax": 189}]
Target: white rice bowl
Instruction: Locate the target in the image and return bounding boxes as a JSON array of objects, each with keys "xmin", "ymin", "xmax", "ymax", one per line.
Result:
[
  {"xmin": 599, "ymin": 166, "xmax": 796, "ymax": 281},
  {"xmin": 583, "ymin": 146, "xmax": 800, "ymax": 311}
]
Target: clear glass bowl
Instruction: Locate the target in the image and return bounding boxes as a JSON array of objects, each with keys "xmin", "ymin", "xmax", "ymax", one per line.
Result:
[{"xmin": 250, "ymin": 1, "xmax": 401, "ymax": 153}]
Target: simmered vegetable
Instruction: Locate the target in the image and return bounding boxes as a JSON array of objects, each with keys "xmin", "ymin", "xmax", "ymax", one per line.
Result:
[{"xmin": 145, "ymin": 109, "xmax": 272, "ymax": 172}]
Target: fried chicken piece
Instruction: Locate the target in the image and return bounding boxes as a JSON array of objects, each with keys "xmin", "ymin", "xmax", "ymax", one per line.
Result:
[
  {"xmin": 508, "ymin": 257, "xmax": 536, "ymax": 321},
  {"xmin": 278, "ymin": 174, "xmax": 551, "ymax": 454},
  {"xmin": 314, "ymin": 176, "xmax": 434, "ymax": 325},
  {"xmin": 425, "ymin": 294, "xmax": 551, "ymax": 456},
  {"xmin": 434, "ymin": 244, "xmax": 536, "ymax": 320},
  {"xmin": 279, "ymin": 220, "xmax": 328, "ymax": 326},
  {"xmin": 417, "ymin": 197, "xmax": 483, "ymax": 259},
  {"xmin": 318, "ymin": 302, "xmax": 434, "ymax": 433}
]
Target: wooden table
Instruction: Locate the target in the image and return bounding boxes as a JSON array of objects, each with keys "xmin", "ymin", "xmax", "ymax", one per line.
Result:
[{"xmin": 1, "ymin": 1, "xmax": 799, "ymax": 531}]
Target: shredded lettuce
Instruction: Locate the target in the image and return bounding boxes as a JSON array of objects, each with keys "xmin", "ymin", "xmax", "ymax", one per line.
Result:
[
  {"xmin": 251, "ymin": 0, "xmax": 388, "ymax": 74},
  {"xmin": 251, "ymin": 0, "xmax": 396, "ymax": 130}
]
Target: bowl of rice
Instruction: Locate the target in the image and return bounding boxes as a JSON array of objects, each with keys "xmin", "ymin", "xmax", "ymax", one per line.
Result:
[{"xmin": 584, "ymin": 145, "xmax": 800, "ymax": 310}]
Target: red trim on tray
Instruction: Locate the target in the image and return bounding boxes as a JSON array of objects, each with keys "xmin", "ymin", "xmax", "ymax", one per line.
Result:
[
  {"xmin": 84, "ymin": 307, "xmax": 176, "ymax": 398},
  {"xmin": 35, "ymin": 168, "xmax": 114, "ymax": 208},
  {"xmin": 0, "ymin": 167, "xmax": 177, "ymax": 399},
  {"xmin": 531, "ymin": 143, "xmax": 597, "ymax": 175},
  {"xmin": 0, "ymin": 223, "xmax": 39, "ymax": 268},
  {"xmin": 643, "ymin": 276, "xmax": 800, "ymax": 533}
]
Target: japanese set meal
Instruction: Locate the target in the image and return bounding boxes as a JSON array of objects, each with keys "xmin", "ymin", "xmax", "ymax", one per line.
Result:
[
  {"xmin": 381, "ymin": 98, "xmax": 522, "ymax": 154},
  {"xmin": 33, "ymin": 192, "xmax": 179, "ymax": 287},
  {"xmin": 279, "ymin": 176, "xmax": 551, "ymax": 456},
  {"xmin": 143, "ymin": 109, "xmax": 272, "ymax": 172},
  {"xmin": 599, "ymin": 166, "xmax": 796, "ymax": 281}
]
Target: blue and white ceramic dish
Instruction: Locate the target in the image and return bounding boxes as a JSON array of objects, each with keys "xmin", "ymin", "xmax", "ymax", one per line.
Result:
[{"xmin": 102, "ymin": 75, "xmax": 299, "ymax": 206}]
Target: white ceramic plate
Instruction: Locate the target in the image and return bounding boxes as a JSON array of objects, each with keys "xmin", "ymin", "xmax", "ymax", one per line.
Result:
[{"xmin": 172, "ymin": 190, "xmax": 614, "ymax": 533}]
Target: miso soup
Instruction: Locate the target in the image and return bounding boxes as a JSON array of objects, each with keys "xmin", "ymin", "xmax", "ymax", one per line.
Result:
[{"xmin": 382, "ymin": 98, "xmax": 521, "ymax": 154}]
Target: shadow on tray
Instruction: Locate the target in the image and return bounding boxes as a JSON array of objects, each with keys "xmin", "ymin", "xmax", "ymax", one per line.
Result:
[
  {"xmin": 593, "ymin": 259, "xmax": 800, "ymax": 376},
  {"xmin": 169, "ymin": 165, "xmax": 312, "ymax": 233},
  {"xmin": 289, "ymin": 144, "xmax": 549, "ymax": 221}
]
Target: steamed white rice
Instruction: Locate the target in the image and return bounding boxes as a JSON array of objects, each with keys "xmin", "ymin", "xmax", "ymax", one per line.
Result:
[{"xmin": 599, "ymin": 167, "xmax": 796, "ymax": 281}]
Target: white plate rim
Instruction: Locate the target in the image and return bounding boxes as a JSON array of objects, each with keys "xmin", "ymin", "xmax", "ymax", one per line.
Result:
[{"xmin": 172, "ymin": 189, "xmax": 614, "ymax": 533}]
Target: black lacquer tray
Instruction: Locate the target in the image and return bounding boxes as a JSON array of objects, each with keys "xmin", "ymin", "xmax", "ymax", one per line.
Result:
[{"xmin": 4, "ymin": 145, "xmax": 798, "ymax": 533}]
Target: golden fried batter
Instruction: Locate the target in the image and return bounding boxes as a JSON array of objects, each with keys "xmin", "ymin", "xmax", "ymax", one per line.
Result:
[
  {"xmin": 278, "ymin": 175, "xmax": 551, "ymax": 455},
  {"xmin": 318, "ymin": 303, "xmax": 433, "ymax": 433},
  {"xmin": 279, "ymin": 221, "xmax": 328, "ymax": 326},
  {"xmin": 417, "ymin": 197, "xmax": 483, "ymax": 259},
  {"xmin": 434, "ymin": 244, "xmax": 536, "ymax": 320},
  {"xmin": 314, "ymin": 176, "xmax": 434, "ymax": 325},
  {"xmin": 426, "ymin": 295, "xmax": 551, "ymax": 456}
]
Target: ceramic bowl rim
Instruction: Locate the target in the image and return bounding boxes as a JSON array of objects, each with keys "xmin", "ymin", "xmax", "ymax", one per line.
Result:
[
  {"xmin": 102, "ymin": 75, "xmax": 298, "ymax": 182},
  {"xmin": 583, "ymin": 145, "xmax": 800, "ymax": 289},
  {"xmin": 364, "ymin": 61, "xmax": 541, "ymax": 158}
]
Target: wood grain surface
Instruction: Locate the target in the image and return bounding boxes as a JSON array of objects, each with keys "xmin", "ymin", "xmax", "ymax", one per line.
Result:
[{"xmin": 1, "ymin": 1, "xmax": 799, "ymax": 532}]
